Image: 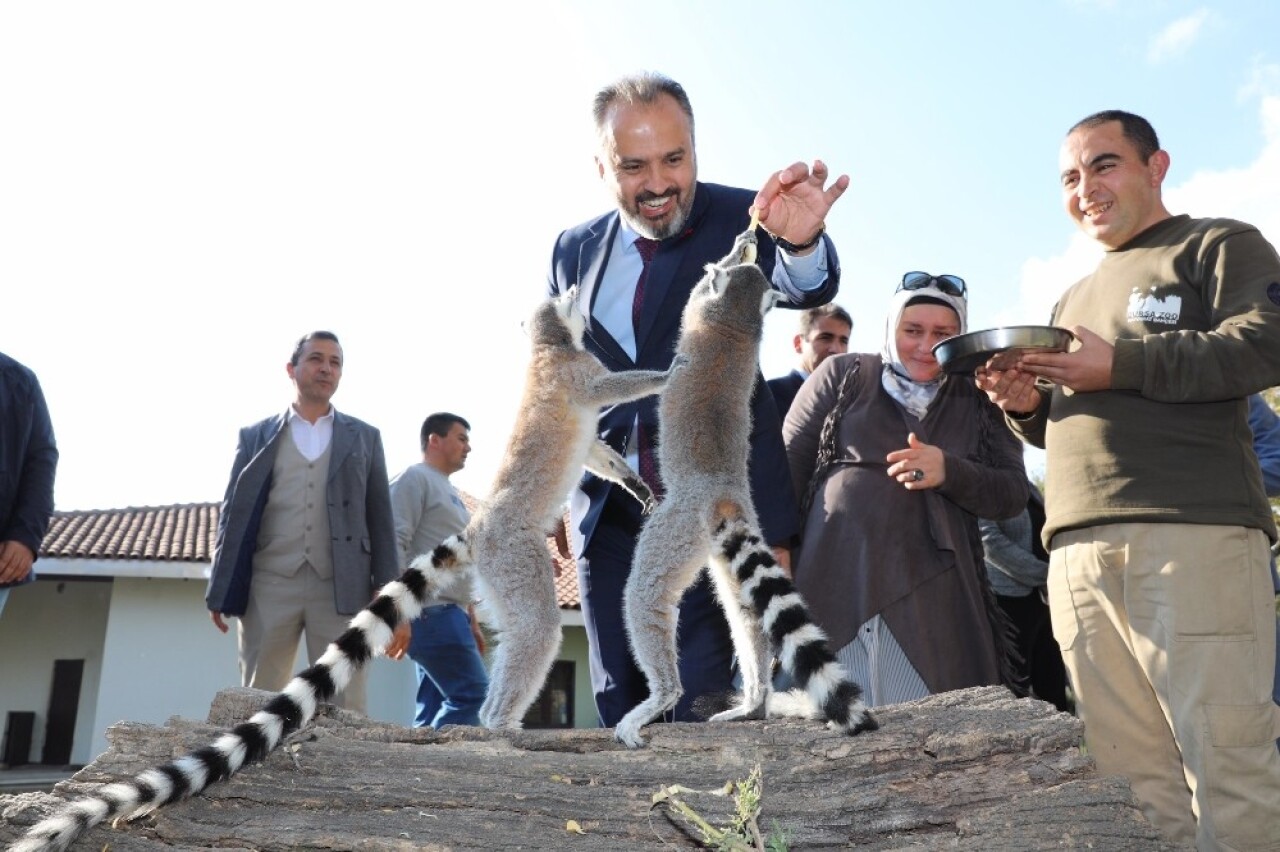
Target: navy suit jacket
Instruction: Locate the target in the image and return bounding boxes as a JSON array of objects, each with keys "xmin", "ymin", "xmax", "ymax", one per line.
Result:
[
  {"xmin": 546, "ymin": 181, "xmax": 841, "ymax": 556},
  {"xmin": 766, "ymin": 370, "xmax": 807, "ymax": 421},
  {"xmin": 0, "ymin": 352, "xmax": 57, "ymax": 588},
  {"xmin": 206, "ymin": 410, "xmax": 399, "ymax": 616}
]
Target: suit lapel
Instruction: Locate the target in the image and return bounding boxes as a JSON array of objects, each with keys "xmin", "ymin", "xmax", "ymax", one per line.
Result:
[
  {"xmin": 327, "ymin": 412, "xmax": 352, "ymax": 481},
  {"xmin": 635, "ymin": 239, "xmax": 685, "ymax": 356},
  {"xmin": 577, "ymin": 215, "xmax": 633, "ymax": 368}
]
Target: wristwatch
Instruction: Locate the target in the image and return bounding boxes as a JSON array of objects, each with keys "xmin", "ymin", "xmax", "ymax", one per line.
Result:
[{"xmin": 772, "ymin": 225, "xmax": 825, "ymax": 254}]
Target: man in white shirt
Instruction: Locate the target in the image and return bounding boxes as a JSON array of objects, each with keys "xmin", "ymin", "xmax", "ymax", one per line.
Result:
[{"xmin": 206, "ymin": 331, "xmax": 398, "ymax": 715}]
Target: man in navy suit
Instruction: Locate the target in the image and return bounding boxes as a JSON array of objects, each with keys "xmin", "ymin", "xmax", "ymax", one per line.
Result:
[
  {"xmin": 766, "ymin": 304, "xmax": 853, "ymax": 419},
  {"xmin": 546, "ymin": 72, "xmax": 849, "ymax": 727},
  {"xmin": 206, "ymin": 331, "xmax": 399, "ymax": 715}
]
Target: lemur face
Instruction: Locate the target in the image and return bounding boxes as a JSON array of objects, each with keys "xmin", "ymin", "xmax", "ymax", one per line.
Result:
[
  {"xmin": 687, "ymin": 228, "xmax": 774, "ymax": 334},
  {"xmin": 556, "ymin": 286, "xmax": 587, "ymax": 347},
  {"xmin": 526, "ymin": 288, "xmax": 585, "ymax": 350}
]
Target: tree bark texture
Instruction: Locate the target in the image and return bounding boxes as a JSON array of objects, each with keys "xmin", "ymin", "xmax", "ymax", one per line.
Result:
[{"xmin": 0, "ymin": 686, "xmax": 1179, "ymax": 850}]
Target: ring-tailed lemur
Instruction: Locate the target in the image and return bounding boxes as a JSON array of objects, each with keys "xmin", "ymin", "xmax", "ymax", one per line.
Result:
[
  {"xmin": 614, "ymin": 227, "xmax": 879, "ymax": 748},
  {"xmin": 10, "ymin": 288, "xmax": 681, "ymax": 852}
]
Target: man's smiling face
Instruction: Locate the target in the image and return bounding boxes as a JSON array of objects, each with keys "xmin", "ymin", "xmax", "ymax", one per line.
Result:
[
  {"xmin": 596, "ymin": 92, "xmax": 697, "ymax": 240},
  {"xmin": 1059, "ymin": 119, "xmax": 1170, "ymax": 249}
]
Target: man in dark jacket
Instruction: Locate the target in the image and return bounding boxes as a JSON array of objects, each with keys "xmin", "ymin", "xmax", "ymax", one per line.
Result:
[
  {"xmin": 0, "ymin": 352, "xmax": 58, "ymax": 617},
  {"xmin": 546, "ymin": 71, "xmax": 848, "ymax": 726}
]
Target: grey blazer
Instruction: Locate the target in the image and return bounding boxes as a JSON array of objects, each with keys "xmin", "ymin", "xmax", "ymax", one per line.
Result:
[{"xmin": 206, "ymin": 409, "xmax": 399, "ymax": 616}]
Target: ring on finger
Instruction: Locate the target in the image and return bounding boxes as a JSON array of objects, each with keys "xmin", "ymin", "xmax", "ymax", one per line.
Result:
[{"xmin": 911, "ymin": 469, "xmax": 925, "ymax": 482}]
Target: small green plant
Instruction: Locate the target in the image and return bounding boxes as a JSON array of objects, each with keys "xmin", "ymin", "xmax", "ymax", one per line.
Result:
[{"xmin": 651, "ymin": 764, "xmax": 788, "ymax": 851}]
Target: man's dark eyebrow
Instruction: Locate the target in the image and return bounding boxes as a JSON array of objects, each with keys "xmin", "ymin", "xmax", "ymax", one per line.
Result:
[
  {"xmin": 620, "ymin": 146, "xmax": 686, "ymax": 165},
  {"xmin": 1061, "ymin": 151, "xmax": 1122, "ymax": 181}
]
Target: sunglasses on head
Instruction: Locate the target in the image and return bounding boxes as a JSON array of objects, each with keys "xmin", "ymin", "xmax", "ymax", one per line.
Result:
[{"xmin": 898, "ymin": 271, "xmax": 967, "ymax": 298}]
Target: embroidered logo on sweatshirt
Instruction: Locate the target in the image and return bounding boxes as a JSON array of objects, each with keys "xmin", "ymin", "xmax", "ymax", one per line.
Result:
[{"xmin": 1127, "ymin": 288, "xmax": 1182, "ymax": 325}]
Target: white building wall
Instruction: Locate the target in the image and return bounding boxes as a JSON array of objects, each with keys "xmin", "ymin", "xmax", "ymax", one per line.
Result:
[
  {"xmin": 90, "ymin": 576, "xmax": 417, "ymax": 760},
  {"xmin": 2, "ymin": 565, "xmax": 596, "ymax": 772},
  {"xmin": 0, "ymin": 578, "xmax": 110, "ymax": 766}
]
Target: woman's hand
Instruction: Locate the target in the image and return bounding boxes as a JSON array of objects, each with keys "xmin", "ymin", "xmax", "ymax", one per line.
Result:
[{"xmin": 886, "ymin": 432, "xmax": 946, "ymax": 490}]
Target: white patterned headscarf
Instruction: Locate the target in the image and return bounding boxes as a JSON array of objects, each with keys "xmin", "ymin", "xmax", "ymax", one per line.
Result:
[{"xmin": 881, "ymin": 283, "xmax": 968, "ymax": 419}]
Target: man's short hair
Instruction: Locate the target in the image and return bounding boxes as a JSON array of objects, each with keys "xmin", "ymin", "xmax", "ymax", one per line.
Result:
[
  {"xmin": 421, "ymin": 412, "xmax": 470, "ymax": 452},
  {"xmin": 798, "ymin": 304, "xmax": 853, "ymax": 338},
  {"xmin": 592, "ymin": 71, "xmax": 695, "ymax": 143},
  {"xmin": 1068, "ymin": 110, "xmax": 1160, "ymax": 163},
  {"xmin": 289, "ymin": 331, "xmax": 341, "ymax": 366}
]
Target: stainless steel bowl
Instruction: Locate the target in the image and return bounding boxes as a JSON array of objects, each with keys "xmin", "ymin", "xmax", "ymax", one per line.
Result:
[{"xmin": 932, "ymin": 325, "xmax": 1075, "ymax": 374}]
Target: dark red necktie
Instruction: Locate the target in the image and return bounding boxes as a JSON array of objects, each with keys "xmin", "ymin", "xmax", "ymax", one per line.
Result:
[
  {"xmin": 631, "ymin": 236, "xmax": 659, "ymax": 330},
  {"xmin": 631, "ymin": 236, "xmax": 663, "ymax": 497}
]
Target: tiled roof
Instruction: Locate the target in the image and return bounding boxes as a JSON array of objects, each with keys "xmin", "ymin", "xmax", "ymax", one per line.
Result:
[
  {"xmin": 42, "ymin": 503, "xmax": 218, "ymax": 562},
  {"xmin": 40, "ymin": 499, "xmax": 582, "ymax": 609},
  {"xmin": 550, "ymin": 513, "xmax": 578, "ymax": 609}
]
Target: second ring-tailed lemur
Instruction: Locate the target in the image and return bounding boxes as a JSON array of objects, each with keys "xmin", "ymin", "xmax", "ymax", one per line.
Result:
[
  {"xmin": 11, "ymin": 288, "xmax": 681, "ymax": 852},
  {"xmin": 614, "ymin": 227, "xmax": 879, "ymax": 748}
]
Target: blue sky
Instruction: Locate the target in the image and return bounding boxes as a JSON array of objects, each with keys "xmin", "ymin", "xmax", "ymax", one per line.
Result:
[{"xmin": 2, "ymin": 0, "xmax": 1278, "ymax": 509}]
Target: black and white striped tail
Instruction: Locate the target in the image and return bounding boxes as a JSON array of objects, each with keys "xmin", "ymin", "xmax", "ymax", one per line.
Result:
[
  {"xmin": 11, "ymin": 535, "xmax": 473, "ymax": 852},
  {"xmin": 712, "ymin": 518, "xmax": 878, "ymax": 736}
]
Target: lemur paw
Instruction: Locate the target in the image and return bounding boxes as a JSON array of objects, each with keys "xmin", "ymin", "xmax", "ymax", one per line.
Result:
[
  {"xmin": 669, "ymin": 353, "xmax": 691, "ymax": 372},
  {"xmin": 613, "ymin": 721, "xmax": 647, "ymax": 749},
  {"xmin": 708, "ymin": 701, "xmax": 767, "ymax": 723}
]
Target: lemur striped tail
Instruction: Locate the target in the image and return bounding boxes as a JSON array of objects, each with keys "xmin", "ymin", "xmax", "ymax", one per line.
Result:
[
  {"xmin": 711, "ymin": 517, "xmax": 878, "ymax": 736},
  {"xmin": 10, "ymin": 535, "xmax": 473, "ymax": 852}
]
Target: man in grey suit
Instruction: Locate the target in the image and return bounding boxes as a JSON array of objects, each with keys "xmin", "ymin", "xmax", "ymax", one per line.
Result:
[{"xmin": 206, "ymin": 330, "xmax": 398, "ymax": 714}]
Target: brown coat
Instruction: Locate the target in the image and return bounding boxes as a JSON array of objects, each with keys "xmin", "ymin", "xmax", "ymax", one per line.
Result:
[{"xmin": 784, "ymin": 353, "xmax": 1027, "ymax": 694}]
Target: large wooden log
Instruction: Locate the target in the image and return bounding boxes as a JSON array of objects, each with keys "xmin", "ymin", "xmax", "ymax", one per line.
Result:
[{"xmin": 0, "ymin": 686, "xmax": 1178, "ymax": 850}]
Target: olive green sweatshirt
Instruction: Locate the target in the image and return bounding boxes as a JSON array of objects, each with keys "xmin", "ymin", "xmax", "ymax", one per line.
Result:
[{"xmin": 1010, "ymin": 215, "xmax": 1280, "ymax": 544}]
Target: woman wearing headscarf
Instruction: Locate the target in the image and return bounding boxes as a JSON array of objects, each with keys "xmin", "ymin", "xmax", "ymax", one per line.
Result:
[{"xmin": 784, "ymin": 273, "xmax": 1028, "ymax": 706}]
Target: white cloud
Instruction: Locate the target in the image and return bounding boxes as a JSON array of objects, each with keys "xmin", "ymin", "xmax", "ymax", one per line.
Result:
[
  {"xmin": 1167, "ymin": 86, "xmax": 1280, "ymax": 245},
  {"xmin": 1147, "ymin": 8, "xmax": 1211, "ymax": 64},
  {"xmin": 998, "ymin": 235, "xmax": 1101, "ymax": 329}
]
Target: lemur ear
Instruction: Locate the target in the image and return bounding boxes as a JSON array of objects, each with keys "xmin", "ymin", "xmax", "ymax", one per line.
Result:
[
  {"xmin": 706, "ymin": 265, "xmax": 729, "ymax": 296},
  {"xmin": 760, "ymin": 290, "xmax": 782, "ymax": 315},
  {"xmin": 702, "ymin": 262, "xmax": 719, "ymax": 293}
]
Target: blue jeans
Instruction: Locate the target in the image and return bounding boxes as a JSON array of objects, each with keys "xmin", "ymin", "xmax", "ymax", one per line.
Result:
[{"xmin": 408, "ymin": 604, "xmax": 489, "ymax": 728}]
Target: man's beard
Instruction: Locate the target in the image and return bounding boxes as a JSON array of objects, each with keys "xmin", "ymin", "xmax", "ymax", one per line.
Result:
[{"xmin": 620, "ymin": 183, "xmax": 697, "ymax": 240}]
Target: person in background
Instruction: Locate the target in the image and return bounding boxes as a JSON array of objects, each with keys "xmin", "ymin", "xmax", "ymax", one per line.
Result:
[
  {"xmin": 385, "ymin": 413, "xmax": 489, "ymax": 728},
  {"xmin": 1246, "ymin": 392, "xmax": 1280, "ymax": 711},
  {"xmin": 785, "ymin": 272, "xmax": 1026, "ymax": 708},
  {"xmin": 767, "ymin": 303, "xmax": 852, "ymax": 417},
  {"xmin": 0, "ymin": 352, "xmax": 57, "ymax": 618},
  {"xmin": 978, "ymin": 481, "xmax": 1072, "ymax": 713}
]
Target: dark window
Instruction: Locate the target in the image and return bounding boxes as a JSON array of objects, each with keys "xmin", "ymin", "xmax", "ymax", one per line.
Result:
[{"xmin": 521, "ymin": 660, "xmax": 574, "ymax": 728}]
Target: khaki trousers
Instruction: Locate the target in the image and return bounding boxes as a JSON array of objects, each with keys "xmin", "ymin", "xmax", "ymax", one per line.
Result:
[
  {"xmin": 237, "ymin": 560, "xmax": 368, "ymax": 715},
  {"xmin": 1050, "ymin": 523, "xmax": 1280, "ymax": 851}
]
